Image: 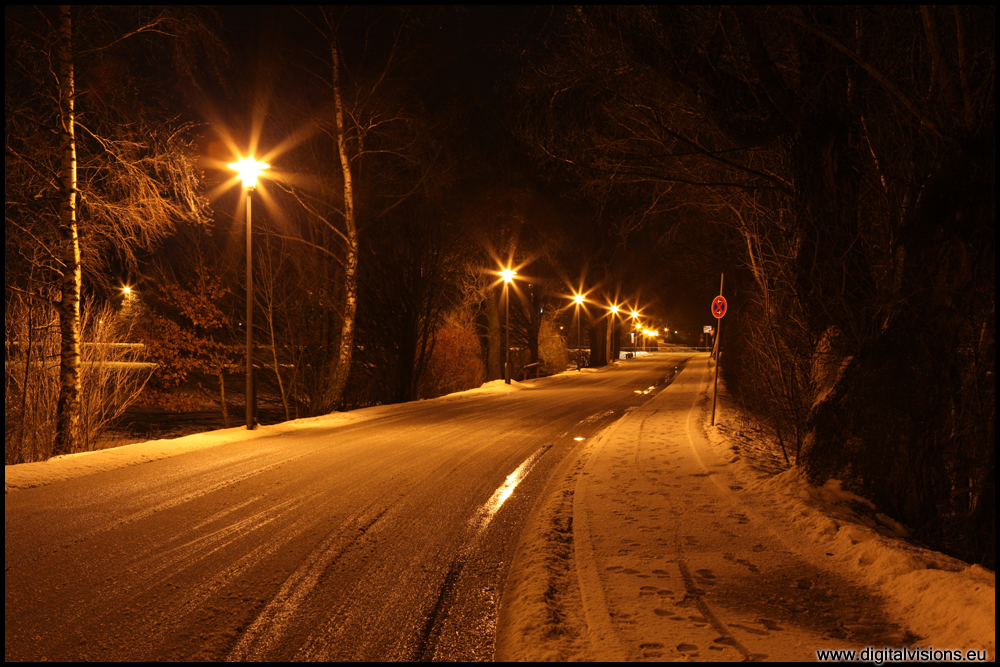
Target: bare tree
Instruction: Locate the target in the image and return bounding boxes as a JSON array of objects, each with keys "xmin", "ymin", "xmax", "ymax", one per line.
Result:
[
  {"xmin": 518, "ymin": 6, "xmax": 994, "ymax": 563},
  {"xmin": 6, "ymin": 6, "xmax": 214, "ymax": 455},
  {"xmin": 262, "ymin": 7, "xmax": 444, "ymax": 412}
]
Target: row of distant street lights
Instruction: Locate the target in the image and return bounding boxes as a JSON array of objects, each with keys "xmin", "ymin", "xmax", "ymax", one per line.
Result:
[
  {"xmin": 498, "ymin": 267, "xmax": 661, "ymax": 383},
  {"xmin": 180, "ymin": 153, "xmax": 660, "ymax": 426}
]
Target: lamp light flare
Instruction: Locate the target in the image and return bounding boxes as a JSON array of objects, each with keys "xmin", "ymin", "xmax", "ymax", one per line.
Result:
[
  {"xmin": 228, "ymin": 157, "xmax": 270, "ymax": 189},
  {"xmin": 609, "ymin": 304, "xmax": 620, "ymax": 314},
  {"xmin": 573, "ymin": 293, "xmax": 585, "ymax": 305},
  {"xmin": 500, "ymin": 268, "xmax": 516, "ymax": 283}
]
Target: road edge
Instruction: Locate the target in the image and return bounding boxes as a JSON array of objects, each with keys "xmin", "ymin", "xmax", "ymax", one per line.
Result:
[{"xmin": 494, "ymin": 358, "xmax": 708, "ymax": 661}]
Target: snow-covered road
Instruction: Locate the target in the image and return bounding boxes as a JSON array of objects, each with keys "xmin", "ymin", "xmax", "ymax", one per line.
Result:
[{"xmin": 5, "ymin": 354, "xmax": 688, "ymax": 661}]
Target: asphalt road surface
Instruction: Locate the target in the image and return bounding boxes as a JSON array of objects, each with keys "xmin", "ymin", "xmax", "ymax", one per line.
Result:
[{"xmin": 5, "ymin": 353, "xmax": 691, "ymax": 661}]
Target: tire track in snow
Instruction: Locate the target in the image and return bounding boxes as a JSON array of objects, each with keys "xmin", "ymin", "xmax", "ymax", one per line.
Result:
[
  {"xmin": 413, "ymin": 442, "xmax": 554, "ymax": 661},
  {"xmin": 227, "ymin": 500, "xmax": 391, "ymax": 661}
]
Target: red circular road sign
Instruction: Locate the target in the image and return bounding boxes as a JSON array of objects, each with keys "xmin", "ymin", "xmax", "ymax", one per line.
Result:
[{"xmin": 712, "ymin": 295, "xmax": 727, "ymax": 318}]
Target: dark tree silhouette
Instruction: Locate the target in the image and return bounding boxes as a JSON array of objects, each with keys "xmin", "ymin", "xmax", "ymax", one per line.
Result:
[{"xmin": 517, "ymin": 5, "xmax": 994, "ymax": 565}]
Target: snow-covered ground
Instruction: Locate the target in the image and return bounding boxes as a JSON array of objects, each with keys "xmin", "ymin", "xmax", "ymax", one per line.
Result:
[
  {"xmin": 496, "ymin": 355, "xmax": 994, "ymax": 661},
  {"xmin": 6, "ymin": 353, "xmax": 993, "ymax": 662},
  {"xmin": 4, "ymin": 378, "xmax": 541, "ymax": 493}
]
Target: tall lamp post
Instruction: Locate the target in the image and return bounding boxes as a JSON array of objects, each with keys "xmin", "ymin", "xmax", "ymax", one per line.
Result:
[
  {"xmin": 629, "ymin": 309, "xmax": 640, "ymax": 354},
  {"xmin": 500, "ymin": 268, "xmax": 516, "ymax": 384},
  {"xmin": 573, "ymin": 293, "xmax": 585, "ymax": 370},
  {"xmin": 608, "ymin": 304, "xmax": 620, "ymax": 363},
  {"xmin": 228, "ymin": 157, "xmax": 269, "ymax": 430}
]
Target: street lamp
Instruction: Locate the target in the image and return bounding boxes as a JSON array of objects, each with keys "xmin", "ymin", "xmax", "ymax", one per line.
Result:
[
  {"xmin": 500, "ymin": 268, "xmax": 516, "ymax": 384},
  {"xmin": 629, "ymin": 310, "xmax": 640, "ymax": 354},
  {"xmin": 573, "ymin": 293, "xmax": 586, "ymax": 370},
  {"xmin": 608, "ymin": 304, "xmax": 620, "ymax": 363},
  {"xmin": 228, "ymin": 157, "xmax": 269, "ymax": 430}
]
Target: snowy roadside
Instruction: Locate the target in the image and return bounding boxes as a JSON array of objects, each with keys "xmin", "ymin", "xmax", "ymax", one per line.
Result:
[
  {"xmin": 703, "ymin": 381, "xmax": 995, "ymax": 658},
  {"xmin": 4, "ymin": 378, "xmax": 540, "ymax": 493},
  {"xmin": 496, "ymin": 355, "xmax": 994, "ymax": 661}
]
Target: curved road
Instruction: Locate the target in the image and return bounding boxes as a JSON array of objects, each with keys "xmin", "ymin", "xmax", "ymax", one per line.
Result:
[{"xmin": 5, "ymin": 353, "xmax": 691, "ymax": 661}]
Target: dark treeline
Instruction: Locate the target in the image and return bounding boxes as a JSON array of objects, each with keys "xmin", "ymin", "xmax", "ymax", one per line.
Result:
[
  {"xmin": 6, "ymin": 6, "xmax": 993, "ymax": 567},
  {"xmin": 4, "ymin": 6, "xmax": 616, "ymax": 463},
  {"xmin": 515, "ymin": 6, "xmax": 994, "ymax": 566}
]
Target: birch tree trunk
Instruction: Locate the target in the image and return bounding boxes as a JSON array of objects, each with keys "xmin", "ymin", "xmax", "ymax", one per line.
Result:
[
  {"xmin": 321, "ymin": 42, "xmax": 359, "ymax": 411},
  {"xmin": 54, "ymin": 4, "xmax": 82, "ymax": 456}
]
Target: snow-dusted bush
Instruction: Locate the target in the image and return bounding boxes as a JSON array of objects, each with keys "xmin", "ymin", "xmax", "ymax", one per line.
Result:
[
  {"xmin": 538, "ymin": 316, "xmax": 569, "ymax": 375},
  {"xmin": 5, "ymin": 297, "xmax": 151, "ymax": 464},
  {"xmin": 418, "ymin": 312, "xmax": 486, "ymax": 399}
]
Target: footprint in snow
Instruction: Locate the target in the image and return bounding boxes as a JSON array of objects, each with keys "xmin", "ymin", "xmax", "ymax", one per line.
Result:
[{"xmin": 730, "ymin": 623, "xmax": 769, "ymax": 636}]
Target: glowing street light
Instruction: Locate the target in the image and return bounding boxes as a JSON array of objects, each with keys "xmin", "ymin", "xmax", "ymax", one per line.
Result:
[
  {"xmin": 500, "ymin": 268, "xmax": 517, "ymax": 384},
  {"xmin": 228, "ymin": 156, "xmax": 269, "ymax": 430},
  {"xmin": 572, "ymin": 293, "xmax": 586, "ymax": 370},
  {"xmin": 228, "ymin": 158, "xmax": 270, "ymax": 189},
  {"xmin": 628, "ymin": 309, "xmax": 641, "ymax": 353}
]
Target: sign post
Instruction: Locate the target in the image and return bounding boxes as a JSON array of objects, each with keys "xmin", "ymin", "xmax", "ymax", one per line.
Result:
[{"xmin": 711, "ymin": 274, "xmax": 725, "ymax": 426}]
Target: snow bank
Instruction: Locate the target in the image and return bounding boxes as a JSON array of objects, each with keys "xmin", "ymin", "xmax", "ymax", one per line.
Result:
[
  {"xmin": 5, "ymin": 371, "xmax": 581, "ymax": 492},
  {"xmin": 439, "ymin": 378, "xmax": 538, "ymax": 399},
  {"xmin": 706, "ymin": 376, "xmax": 994, "ymax": 656},
  {"xmin": 748, "ymin": 468, "xmax": 994, "ymax": 654},
  {"xmin": 5, "ymin": 404, "xmax": 402, "ymax": 493}
]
